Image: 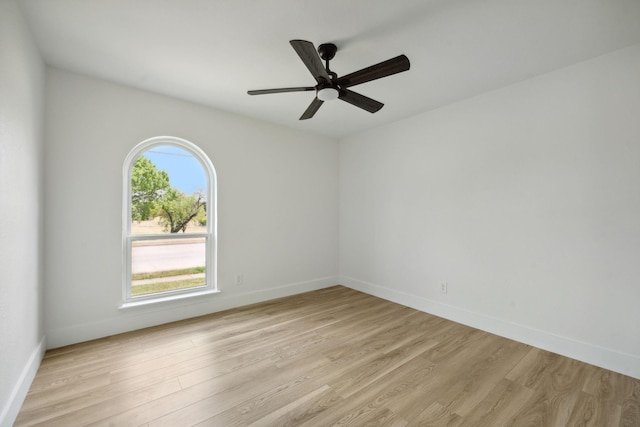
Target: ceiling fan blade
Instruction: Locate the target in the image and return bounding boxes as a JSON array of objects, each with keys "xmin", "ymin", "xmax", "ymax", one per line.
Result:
[
  {"xmin": 338, "ymin": 89, "xmax": 384, "ymax": 113},
  {"xmin": 336, "ymin": 55, "xmax": 410, "ymax": 88},
  {"xmin": 300, "ymin": 97, "xmax": 324, "ymax": 120},
  {"xmin": 248, "ymin": 87, "xmax": 315, "ymax": 95},
  {"xmin": 290, "ymin": 40, "xmax": 331, "ymax": 84}
]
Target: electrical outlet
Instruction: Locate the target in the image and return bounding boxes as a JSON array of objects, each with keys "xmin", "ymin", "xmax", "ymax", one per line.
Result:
[
  {"xmin": 235, "ymin": 274, "xmax": 244, "ymax": 286},
  {"xmin": 440, "ymin": 282, "xmax": 448, "ymax": 294}
]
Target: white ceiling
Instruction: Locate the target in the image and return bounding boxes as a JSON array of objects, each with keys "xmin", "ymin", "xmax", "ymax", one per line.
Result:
[{"xmin": 19, "ymin": 0, "xmax": 640, "ymax": 139}]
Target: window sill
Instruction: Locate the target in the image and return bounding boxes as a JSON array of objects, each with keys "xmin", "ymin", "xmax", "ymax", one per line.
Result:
[{"xmin": 119, "ymin": 289, "xmax": 221, "ymax": 310}]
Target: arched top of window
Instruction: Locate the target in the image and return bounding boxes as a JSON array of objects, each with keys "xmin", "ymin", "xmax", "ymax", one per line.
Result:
[
  {"xmin": 122, "ymin": 136, "xmax": 218, "ymax": 308},
  {"xmin": 123, "ymin": 136, "xmax": 217, "ymax": 235}
]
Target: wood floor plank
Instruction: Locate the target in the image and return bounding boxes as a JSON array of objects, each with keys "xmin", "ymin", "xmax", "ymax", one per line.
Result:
[
  {"xmin": 437, "ymin": 338, "xmax": 530, "ymax": 417},
  {"xmin": 567, "ymin": 391, "xmax": 620, "ymax": 427},
  {"xmin": 413, "ymin": 401, "xmax": 462, "ymax": 426},
  {"xmin": 18, "ymin": 378, "xmax": 182, "ymax": 426},
  {"xmin": 505, "ymin": 354, "xmax": 588, "ymax": 426},
  {"xmin": 384, "ymin": 331, "xmax": 506, "ymax": 422},
  {"xmin": 458, "ymin": 379, "xmax": 534, "ymax": 427},
  {"xmin": 177, "ymin": 331, "xmax": 330, "ymax": 389},
  {"xmin": 19, "ymin": 372, "xmax": 111, "ymax": 412},
  {"xmin": 621, "ymin": 378, "xmax": 640, "ymax": 427},
  {"xmin": 296, "ymin": 345, "xmax": 445, "ymax": 426},
  {"xmin": 245, "ymin": 386, "xmax": 343, "ymax": 427},
  {"xmin": 14, "ymin": 286, "xmax": 639, "ymax": 427},
  {"xmin": 89, "ymin": 357, "xmax": 277, "ymax": 427},
  {"xmin": 328, "ymin": 334, "xmax": 438, "ymax": 399}
]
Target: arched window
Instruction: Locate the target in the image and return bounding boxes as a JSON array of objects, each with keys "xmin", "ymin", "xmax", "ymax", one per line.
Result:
[{"xmin": 122, "ymin": 136, "xmax": 217, "ymax": 307}]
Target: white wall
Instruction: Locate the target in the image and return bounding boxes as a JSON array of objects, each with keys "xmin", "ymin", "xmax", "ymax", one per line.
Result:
[
  {"xmin": 44, "ymin": 68, "xmax": 339, "ymax": 348},
  {"xmin": 0, "ymin": 0, "xmax": 46, "ymax": 425},
  {"xmin": 340, "ymin": 44, "xmax": 640, "ymax": 379}
]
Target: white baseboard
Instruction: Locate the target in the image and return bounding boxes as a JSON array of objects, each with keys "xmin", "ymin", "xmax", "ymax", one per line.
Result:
[
  {"xmin": 46, "ymin": 276, "xmax": 338, "ymax": 349},
  {"xmin": 0, "ymin": 336, "xmax": 46, "ymax": 427},
  {"xmin": 339, "ymin": 275, "xmax": 640, "ymax": 380}
]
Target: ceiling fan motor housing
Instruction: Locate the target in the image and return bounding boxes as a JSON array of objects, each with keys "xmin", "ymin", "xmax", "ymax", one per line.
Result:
[{"xmin": 317, "ymin": 43, "xmax": 337, "ymax": 61}]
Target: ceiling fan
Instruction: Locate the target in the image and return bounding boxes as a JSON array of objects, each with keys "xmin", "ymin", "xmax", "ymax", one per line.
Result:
[{"xmin": 248, "ymin": 40, "xmax": 410, "ymax": 120}]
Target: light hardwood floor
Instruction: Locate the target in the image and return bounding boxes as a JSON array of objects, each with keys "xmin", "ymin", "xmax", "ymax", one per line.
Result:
[{"xmin": 15, "ymin": 286, "xmax": 640, "ymax": 426}]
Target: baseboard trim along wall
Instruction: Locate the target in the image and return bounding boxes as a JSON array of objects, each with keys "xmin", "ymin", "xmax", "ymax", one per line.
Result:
[
  {"xmin": 339, "ymin": 275, "xmax": 640, "ymax": 380},
  {"xmin": 45, "ymin": 276, "xmax": 338, "ymax": 349},
  {"xmin": 1, "ymin": 337, "xmax": 46, "ymax": 427}
]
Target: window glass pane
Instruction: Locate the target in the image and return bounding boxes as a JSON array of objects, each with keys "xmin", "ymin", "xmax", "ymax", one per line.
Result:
[
  {"xmin": 131, "ymin": 145, "xmax": 207, "ymax": 235},
  {"xmin": 131, "ymin": 237, "xmax": 206, "ymax": 296}
]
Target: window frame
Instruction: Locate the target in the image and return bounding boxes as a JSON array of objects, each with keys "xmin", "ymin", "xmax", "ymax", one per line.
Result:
[{"xmin": 121, "ymin": 136, "xmax": 218, "ymax": 308}]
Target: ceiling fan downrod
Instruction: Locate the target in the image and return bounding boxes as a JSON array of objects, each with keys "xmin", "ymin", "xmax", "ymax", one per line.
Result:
[
  {"xmin": 316, "ymin": 43, "xmax": 339, "ymax": 100},
  {"xmin": 317, "ymin": 43, "xmax": 338, "ymax": 80}
]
